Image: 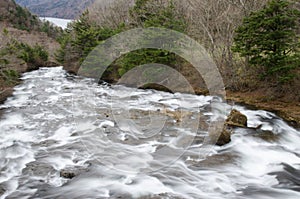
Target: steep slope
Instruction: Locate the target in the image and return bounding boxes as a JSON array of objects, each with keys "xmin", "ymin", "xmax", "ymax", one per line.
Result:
[
  {"xmin": 15, "ymin": 0, "xmax": 95, "ymax": 19},
  {"xmin": 0, "ymin": 0, "xmax": 61, "ymax": 103},
  {"xmin": 0, "ymin": 0, "xmax": 40, "ymax": 31}
]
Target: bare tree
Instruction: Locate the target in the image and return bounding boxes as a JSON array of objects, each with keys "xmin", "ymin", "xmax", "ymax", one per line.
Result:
[
  {"xmin": 88, "ymin": 0, "xmax": 135, "ymax": 28},
  {"xmin": 175, "ymin": 0, "xmax": 268, "ymax": 87}
]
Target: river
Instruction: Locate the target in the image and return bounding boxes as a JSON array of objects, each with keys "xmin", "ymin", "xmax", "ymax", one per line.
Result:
[
  {"xmin": 0, "ymin": 67, "xmax": 300, "ymax": 199},
  {"xmin": 39, "ymin": 17, "xmax": 72, "ymax": 29}
]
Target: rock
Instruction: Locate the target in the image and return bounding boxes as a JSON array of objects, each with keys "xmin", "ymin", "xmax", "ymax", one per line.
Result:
[
  {"xmin": 71, "ymin": 132, "xmax": 79, "ymax": 137},
  {"xmin": 23, "ymin": 161, "xmax": 55, "ymax": 177},
  {"xmin": 59, "ymin": 166, "xmax": 88, "ymax": 179},
  {"xmin": 0, "ymin": 184, "xmax": 6, "ymax": 196},
  {"xmin": 0, "ymin": 88, "xmax": 14, "ymax": 104},
  {"xmin": 226, "ymin": 109, "xmax": 248, "ymax": 127},
  {"xmin": 60, "ymin": 169, "xmax": 76, "ymax": 179},
  {"xmin": 160, "ymin": 108, "xmax": 193, "ymax": 123},
  {"xmin": 138, "ymin": 193, "xmax": 183, "ymax": 199},
  {"xmin": 36, "ymin": 140, "xmax": 58, "ymax": 147},
  {"xmin": 209, "ymin": 120, "xmax": 232, "ymax": 146},
  {"xmin": 188, "ymin": 153, "xmax": 237, "ymax": 168},
  {"xmin": 139, "ymin": 83, "xmax": 174, "ymax": 93},
  {"xmin": 253, "ymin": 129, "xmax": 279, "ymax": 142},
  {"xmin": 45, "ymin": 61, "xmax": 59, "ymax": 67},
  {"xmin": 216, "ymin": 128, "xmax": 231, "ymax": 146}
]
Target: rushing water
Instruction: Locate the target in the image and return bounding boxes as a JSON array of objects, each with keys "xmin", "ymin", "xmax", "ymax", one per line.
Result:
[{"xmin": 0, "ymin": 67, "xmax": 300, "ymax": 199}]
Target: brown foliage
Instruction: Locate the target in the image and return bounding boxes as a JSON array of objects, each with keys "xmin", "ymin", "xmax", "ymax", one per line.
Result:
[{"xmin": 88, "ymin": 0, "xmax": 135, "ymax": 28}]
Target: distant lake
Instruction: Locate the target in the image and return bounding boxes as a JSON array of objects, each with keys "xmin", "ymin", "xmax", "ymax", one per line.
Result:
[{"xmin": 40, "ymin": 17, "xmax": 72, "ymax": 29}]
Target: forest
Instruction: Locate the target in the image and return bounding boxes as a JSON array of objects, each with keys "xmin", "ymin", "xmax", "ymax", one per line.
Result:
[{"xmin": 57, "ymin": 0, "xmax": 300, "ymax": 103}]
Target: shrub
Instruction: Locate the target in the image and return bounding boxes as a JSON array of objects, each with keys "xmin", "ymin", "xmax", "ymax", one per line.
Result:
[
  {"xmin": 0, "ymin": 69, "xmax": 20, "ymax": 85},
  {"xmin": 232, "ymin": 0, "xmax": 300, "ymax": 83},
  {"xmin": 16, "ymin": 42, "xmax": 48, "ymax": 67}
]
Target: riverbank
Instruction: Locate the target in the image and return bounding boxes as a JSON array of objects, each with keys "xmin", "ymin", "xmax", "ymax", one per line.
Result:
[
  {"xmin": 0, "ymin": 72, "xmax": 20, "ymax": 104},
  {"xmin": 0, "ymin": 60, "xmax": 60, "ymax": 104},
  {"xmin": 227, "ymin": 91, "xmax": 300, "ymax": 128},
  {"xmin": 0, "ymin": 87, "xmax": 15, "ymax": 104}
]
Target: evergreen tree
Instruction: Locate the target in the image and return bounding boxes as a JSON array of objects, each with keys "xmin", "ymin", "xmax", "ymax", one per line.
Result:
[
  {"xmin": 132, "ymin": 0, "xmax": 186, "ymax": 32},
  {"xmin": 71, "ymin": 10, "xmax": 99, "ymax": 59},
  {"xmin": 232, "ymin": 0, "xmax": 300, "ymax": 82},
  {"xmin": 117, "ymin": 0, "xmax": 186, "ymax": 76},
  {"xmin": 70, "ymin": 10, "xmax": 125, "ymax": 63},
  {"xmin": 57, "ymin": 0, "xmax": 188, "ymax": 77}
]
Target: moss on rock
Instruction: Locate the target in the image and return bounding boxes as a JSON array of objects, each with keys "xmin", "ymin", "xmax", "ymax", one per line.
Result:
[{"xmin": 226, "ymin": 109, "xmax": 248, "ymax": 127}]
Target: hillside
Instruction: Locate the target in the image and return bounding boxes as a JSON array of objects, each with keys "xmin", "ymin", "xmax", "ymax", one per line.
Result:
[
  {"xmin": 0, "ymin": 0, "xmax": 61, "ymax": 103},
  {"xmin": 15, "ymin": 0, "xmax": 95, "ymax": 19}
]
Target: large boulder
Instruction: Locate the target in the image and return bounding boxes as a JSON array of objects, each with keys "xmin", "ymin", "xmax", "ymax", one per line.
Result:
[
  {"xmin": 209, "ymin": 120, "xmax": 232, "ymax": 146},
  {"xmin": 216, "ymin": 128, "xmax": 231, "ymax": 146},
  {"xmin": 226, "ymin": 109, "xmax": 248, "ymax": 127},
  {"xmin": 212, "ymin": 109, "xmax": 248, "ymax": 146}
]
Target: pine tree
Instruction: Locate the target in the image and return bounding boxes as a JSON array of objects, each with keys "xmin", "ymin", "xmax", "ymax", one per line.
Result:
[
  {"xmin": 233, "ymin": 0, "xmax": 300, "ymax": 83},
  {"xmin": 71, "ymin": 10, "xmax": 99, "ymax": 59},
  {"xmin": 70, "ymin": 10, "xmax": 125, "ymax": 63}
]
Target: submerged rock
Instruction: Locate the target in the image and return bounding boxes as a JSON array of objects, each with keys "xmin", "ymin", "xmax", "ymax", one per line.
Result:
[
  {"xmin": 160, "ymin": 108, "xmax": 193, "ymax": 123},
  {"xmin": 0, "ymin": 185, "xmax": 5, "ymax": 196},
  {"xmin": 252, "ymin": 129, "xmax": 279, "ymax": 142},
  {"xmin": 23, "ymin": 161, "xmax": 55, "ymax": 177},
  {"xmin": 139, "ymin": 83, "xmax": 174, "ymax": 93},
  {"xmin": 138, "ymin": 193, "xmax": 183, "ymax": 199},
  {"xmin": 226, "ymin": 109, "xmax": 248, "ymax": 127},
  {"xmin": 269, "ymin": 163, "xmax": 300, "ymax": 192},
  {"xmin": 189, "ymin": 152, "xmax": 237, "ymax": 168}
]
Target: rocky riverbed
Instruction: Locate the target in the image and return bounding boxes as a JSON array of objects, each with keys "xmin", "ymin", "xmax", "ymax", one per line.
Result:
[{"xmin": 0, "ymin": 67, "xmax": 300, "ymax": 198}]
